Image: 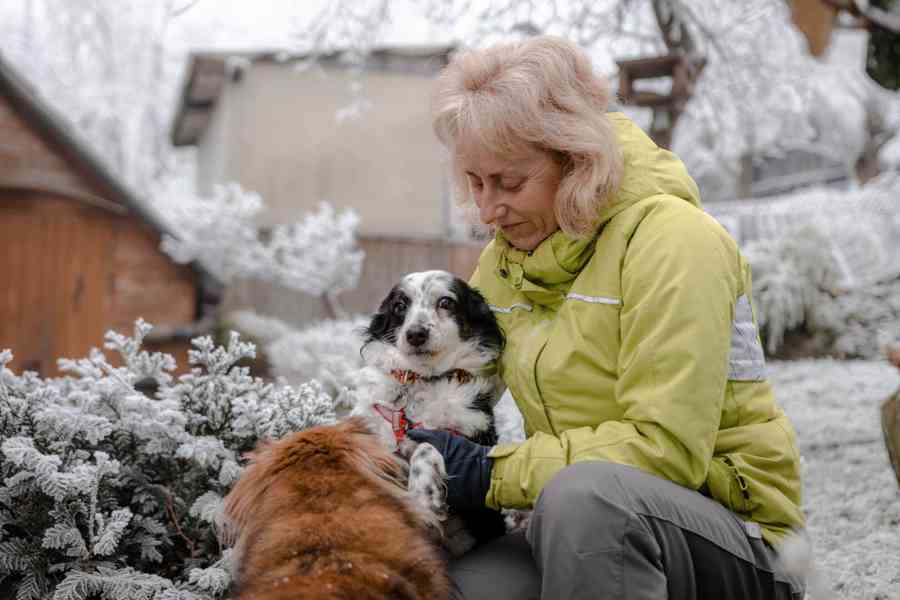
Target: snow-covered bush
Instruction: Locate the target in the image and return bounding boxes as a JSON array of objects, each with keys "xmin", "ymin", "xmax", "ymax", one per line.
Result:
[
  {"xmin": 743, "ymin": 222, "xmax": 841, "ymax": 354},
  {"xmin": 160, "ymin": 184, "xmax": 365, "ymax": 318},
  {"xmin": 741, "ymin": 176, "xmax": 900, "ymax": 358},
  {"xmin": 0, "ymin": 320, "xmax": 335, "ymax": 599},
  {"xmin": 225, "ymin": 311, "xmax": 368, "ymax": 415}
]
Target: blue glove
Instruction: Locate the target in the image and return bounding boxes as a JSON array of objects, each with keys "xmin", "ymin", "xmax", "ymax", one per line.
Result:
[{"xmin": 406, "ymin": 429, "xmax": 494, "ymax": 511}]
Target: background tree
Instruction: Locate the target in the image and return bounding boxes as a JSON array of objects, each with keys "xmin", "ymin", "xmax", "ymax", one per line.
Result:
[
  {"xmin": 0, "ymin": 0, "xmax": 193, "ymax": 193},
  {"xmin": 300, "ymin": 0, "xmax": 899, "ymax": 200}
]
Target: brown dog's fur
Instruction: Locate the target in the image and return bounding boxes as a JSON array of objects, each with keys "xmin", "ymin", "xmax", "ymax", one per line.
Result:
[{"xmin": 223, "ymin": 418, "xmax": 451, "ymax": 600}]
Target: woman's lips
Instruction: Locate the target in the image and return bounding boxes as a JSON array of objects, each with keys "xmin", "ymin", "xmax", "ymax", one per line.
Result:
[{"xmin": 500, "ymin": 222, "xmax": 526, "ymax": 232}]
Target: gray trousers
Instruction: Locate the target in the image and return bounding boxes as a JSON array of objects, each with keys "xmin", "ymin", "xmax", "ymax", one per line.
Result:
[{"xmin": 450, "ymin": 462, "xmax": 805, "ymax": 599}]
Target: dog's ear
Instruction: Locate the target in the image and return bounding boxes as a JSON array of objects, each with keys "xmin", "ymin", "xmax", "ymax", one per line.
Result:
[
  {"xmin": 362, "ymin": 285, "xmax": 404, "ymax": 347},
  {"xmin": 451, "ymin": 278, "xmax": 505, "ymax": 353}
]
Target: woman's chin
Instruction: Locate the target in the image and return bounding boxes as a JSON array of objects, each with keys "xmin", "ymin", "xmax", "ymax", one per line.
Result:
[{"xmin": 504, "ymin": 230, "xmax": 554, "ymax": 252}]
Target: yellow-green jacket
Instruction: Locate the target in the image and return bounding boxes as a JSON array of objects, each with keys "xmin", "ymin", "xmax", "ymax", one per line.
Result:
[{"xmin": 471, "ymin": 113, "xmax": 804, "ymax": 547}]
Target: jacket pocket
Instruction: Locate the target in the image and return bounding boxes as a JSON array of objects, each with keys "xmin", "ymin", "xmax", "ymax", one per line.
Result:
[{"xmin": 706, "ymin": 454, "xmax": 753, "ymax": 515}]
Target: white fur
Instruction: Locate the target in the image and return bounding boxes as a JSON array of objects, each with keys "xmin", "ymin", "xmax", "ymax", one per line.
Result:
[
  {"xmin": 350, "ymin": 360, "xmax": 499, "ymax": 450},
  {"xmin": 779, "ymin": 533, "xmax": 832, "ymax": 599},
  {"xmin": 372, "ymin": 270, "xmax": 495, "ymax": 377},
  {"xmin": 349, "ymin": 271, "xmax": 506, "ymax": 555},
  {"xmin": 351, "ymin": 270, "xmax": 504, "ymax": 450}
]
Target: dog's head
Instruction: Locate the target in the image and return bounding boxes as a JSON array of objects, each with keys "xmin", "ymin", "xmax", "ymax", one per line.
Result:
[{"xmin": 361, "ymin": 270, "xmax": 504, "ymax": 376}]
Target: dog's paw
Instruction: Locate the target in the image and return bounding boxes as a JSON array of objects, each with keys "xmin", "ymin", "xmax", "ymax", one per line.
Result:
[
  {"xmin": 407, "ymin": 442, "xmax": 448, "ymax": 523},
  {"xmin": 441, "ymin": 514, "xmax": 479, "ymax": 558},
  {"xmin": 503, "ymin": 508, "xmax": 532, "ymax": 534},
  {"xmin": 396, "ymin": 438, "xmax": 419, "ymax": 461}
]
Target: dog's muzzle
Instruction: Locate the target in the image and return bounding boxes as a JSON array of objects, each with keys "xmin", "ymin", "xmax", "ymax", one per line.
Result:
[{"xmin": 406, "ymin": 325, "xmax": 429, "ymax": 348}]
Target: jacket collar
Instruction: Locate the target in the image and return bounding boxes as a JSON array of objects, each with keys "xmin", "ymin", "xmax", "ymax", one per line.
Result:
[{"xmin": 494, "ymin": 229, "xmax": 595, "ymax": 307}]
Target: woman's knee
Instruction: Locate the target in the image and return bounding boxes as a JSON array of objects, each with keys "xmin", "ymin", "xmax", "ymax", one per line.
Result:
[
  {"xmin": 532, "ymin": 461, "xmax": 636, "ymax": 524},
  {"xmin": 528, "ymin": 462, "xmax": 657, "ymax": 582}
]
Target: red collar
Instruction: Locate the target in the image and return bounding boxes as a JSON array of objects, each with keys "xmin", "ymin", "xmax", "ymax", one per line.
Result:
[
  {"xmin": 389, "ymin": 368, "xmax": 473, "ymax": 385},
  {"xmin": 372, "ymin": 403, "xmax": 462, "ymax": 443}
]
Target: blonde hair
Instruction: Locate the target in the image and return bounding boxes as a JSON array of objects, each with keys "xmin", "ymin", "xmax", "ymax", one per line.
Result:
[{"xmin": 432, "ymin": 36, "xmax": 623, "ymax": 238}]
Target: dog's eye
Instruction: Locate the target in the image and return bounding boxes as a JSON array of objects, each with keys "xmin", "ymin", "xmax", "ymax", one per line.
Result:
[
  {"xmin": 437, "ymin": 297, "xmax": 456, "ymax": 311},
  {"xmin": 392, "ymin": 302, "xmax": 407, "ymax": 317}
]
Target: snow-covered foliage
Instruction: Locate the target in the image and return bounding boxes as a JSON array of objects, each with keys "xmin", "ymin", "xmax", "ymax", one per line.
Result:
[
  {"xmin": 717, "ymin": 174, "xmax": 900, "ymax": 358},
  {"xmin": 742, "ymin": 223, "xmax": 840, "ymax": 354},
  {"xmin": 675, "ymin": 24, "xmax": 900, "ymax": 200},
  {"xmin": 0, "ymin": 321, "xmax": 335, "ymax": 599},
  {"xmin": 225, "ymin": 311, "xmax": 369, "ymax": 415},
  {"xmin": 160, "ymin": 184, "xmax": 364, "ymax": 310},
  {"xmin": 747, "ymin": 235, "xmax": 900, "ymax": 359},
  {"xmin": 0, "ymin": 1, "xmax": 191, "ymax": 195}
]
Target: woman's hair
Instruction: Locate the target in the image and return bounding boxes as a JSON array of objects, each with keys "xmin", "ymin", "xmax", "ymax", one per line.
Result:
[{"xmin": 432, "ymin": 35, "xmax": 623, "ymax": 238}]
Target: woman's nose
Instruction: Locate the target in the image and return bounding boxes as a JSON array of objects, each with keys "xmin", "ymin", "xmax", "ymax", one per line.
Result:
[{"xmin": 477, "ymin": 188, "xmax": 506, "ymax": 225}]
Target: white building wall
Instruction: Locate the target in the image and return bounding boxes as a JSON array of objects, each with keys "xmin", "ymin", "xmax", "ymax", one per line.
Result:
[{"xmin": 199, "ymin": 61, "xmax": 449, "ymax": 238}]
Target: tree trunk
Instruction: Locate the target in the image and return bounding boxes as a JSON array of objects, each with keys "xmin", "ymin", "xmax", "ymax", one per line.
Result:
[
  {"xmin": 737, "ymin": 153, "xmax": 754, "ymax": 199},
  {"xmin": 322, "ymin": 292, "xmax": 348, "ymax": 321}
]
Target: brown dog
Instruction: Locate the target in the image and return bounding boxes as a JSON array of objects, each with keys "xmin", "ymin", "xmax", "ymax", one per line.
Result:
[{"xmin": 222, "ymin": 417, "xmax": 451, "ymax": 600}]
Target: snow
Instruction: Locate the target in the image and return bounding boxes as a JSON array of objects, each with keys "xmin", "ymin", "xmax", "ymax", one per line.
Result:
[
  {"xmin": 495, "ymin": 359, "xmax": 900, "ymax": 598},
  {"xmin": 770, "ymin": 359, "xmax": 900, "ymax": 599}
]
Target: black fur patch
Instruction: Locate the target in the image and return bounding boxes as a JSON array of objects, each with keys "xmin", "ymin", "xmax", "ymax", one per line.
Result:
[
  {"xmin": 361, "ymin": 285, "xmax": 409, "ymax": 350},
  {"xmin": 449, "ymin": 277, "xmax": 505, "ymax": 355}
]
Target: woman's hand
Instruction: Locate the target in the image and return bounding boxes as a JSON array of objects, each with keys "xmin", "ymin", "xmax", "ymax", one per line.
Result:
[{"xmin": 406, "ymin": 429, "xmax": 494, "ymax": 511}]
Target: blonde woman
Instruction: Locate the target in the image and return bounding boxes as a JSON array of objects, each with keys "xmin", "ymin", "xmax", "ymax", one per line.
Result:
[{"xmin": 407, "ymin": 36, "xmax": 805, "ymax": 599}]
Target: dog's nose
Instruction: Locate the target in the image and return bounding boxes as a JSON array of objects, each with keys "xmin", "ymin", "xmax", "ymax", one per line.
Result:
[{"xmin": 406, "ymin": 326, "xmax": 429, "ymax": 348}]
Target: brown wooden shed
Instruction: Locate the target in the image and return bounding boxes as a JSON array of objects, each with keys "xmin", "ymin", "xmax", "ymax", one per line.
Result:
[{"xmin": 0, "ymin": 53, "xmax": 207, "ymax": 376}]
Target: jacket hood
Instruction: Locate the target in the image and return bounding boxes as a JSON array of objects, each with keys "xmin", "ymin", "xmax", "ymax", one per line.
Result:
[
  {"xmin": 491, "ymin": 113, "xmax": 701, "ymax": 294},
  {"xmin": 598, "ymin": 112, "xmax": 701, "ymax": 224}
]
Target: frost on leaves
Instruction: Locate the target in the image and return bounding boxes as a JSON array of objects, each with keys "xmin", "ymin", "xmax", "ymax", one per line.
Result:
[{"xmin": 0, "ymin": 320, "xmax": 337, "ymax": 599}]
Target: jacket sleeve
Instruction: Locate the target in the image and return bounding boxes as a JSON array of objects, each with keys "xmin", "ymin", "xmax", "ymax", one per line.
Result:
[{"xmin": 486, "ymin": 201, "xmax": 741, "ymax": 510}]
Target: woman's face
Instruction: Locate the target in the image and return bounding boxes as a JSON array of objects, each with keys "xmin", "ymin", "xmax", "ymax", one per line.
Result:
[{"xmin": 457, "ymin": 140, "xmax": 563, "ymax": 252}]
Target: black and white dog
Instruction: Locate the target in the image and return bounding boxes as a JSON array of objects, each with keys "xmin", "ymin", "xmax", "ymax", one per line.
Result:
[{"xmin": 350, "ymin": 270, "xmax": 507, "ymax": 551}]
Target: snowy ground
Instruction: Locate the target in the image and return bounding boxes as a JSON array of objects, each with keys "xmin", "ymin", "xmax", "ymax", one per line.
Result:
[
  {"xmin": 494, "ymin": 359, "xmax": 900, "ymax": 599},
  {"xmin": 769, "ymin": 360, "xmax": 900, "ymax": 599}
]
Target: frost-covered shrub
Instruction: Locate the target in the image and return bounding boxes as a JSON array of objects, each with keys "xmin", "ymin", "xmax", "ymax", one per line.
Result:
[
  {"xmin": 818, "ymin": 279, "xmax": 900, "ymax": 359},
  {"xmin": 743, "ymin": 190, "xmax": 900, "ymax": 359},
  {"xmin": 226, "ymin": 311, "xmax": 368, "ymax": 415},
  {"xmin": 0, "ymin": 320, "xmax": 335, "ymax": 600},
  {"xmin": 160, "ymin": 184, "xmax": 365, "ymax": 318},
  {"xmin": 743, "ymin": 222, "xmax": 841, "ymax": 354}
]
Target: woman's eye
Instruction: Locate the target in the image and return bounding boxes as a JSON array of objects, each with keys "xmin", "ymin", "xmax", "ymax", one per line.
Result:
[
  {"xmin": 392, "ymin": 302, "xmax": 407, "ymax": 316},
  {"xmin": 437, "ymin": 297, "xmax": 456, "ymax": 311},
  {"xmin": 501, "ymin": 180, "xmax": 524, "ymax": 192},
  {"xmin": 467, "ymin": 174, "xmax": 483, "ymax": 190}
]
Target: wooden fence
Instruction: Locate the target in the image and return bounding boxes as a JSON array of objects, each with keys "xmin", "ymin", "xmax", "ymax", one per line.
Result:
[{"xmin": 222, "ymin": 235, "xmax": 486, "ymax": 325}]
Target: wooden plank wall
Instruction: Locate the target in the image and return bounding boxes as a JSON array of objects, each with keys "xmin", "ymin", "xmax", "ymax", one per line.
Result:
[
  {"xmin": 0, "ymin": 191, "xmax": 196, "ymax": 376},
  {"xmin": 222, "ymin": 235, "xmax": 487, "ymax": 325},
  {"xmin": 1, "ymin": 193, "xmax": 110, "ymax": 374}
]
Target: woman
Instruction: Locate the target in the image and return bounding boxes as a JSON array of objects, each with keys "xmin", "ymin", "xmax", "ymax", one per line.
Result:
[{"xmin": 407, "ymin": 36, "xmax": 805, "ymax": 600}]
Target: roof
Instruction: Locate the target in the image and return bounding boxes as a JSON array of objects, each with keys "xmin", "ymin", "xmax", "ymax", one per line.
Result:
[
  {"xmin": 0, "ymin": 51, "xmax": 177, "ymax": 238},
  {"xmin": 170, "ymin": 44, "xmax": 455, "ymax": 147}
]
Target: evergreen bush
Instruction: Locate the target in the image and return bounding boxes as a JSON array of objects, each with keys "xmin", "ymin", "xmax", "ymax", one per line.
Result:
[{"xmin": 0, "ymin": 320, "xmax": 336, "ymax": 600}]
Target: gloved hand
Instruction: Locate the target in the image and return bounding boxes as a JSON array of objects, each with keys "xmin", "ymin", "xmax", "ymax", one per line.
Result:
[{"xmin": 405, "ymin": 429, "xmax": 494, "ymax": 512}]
